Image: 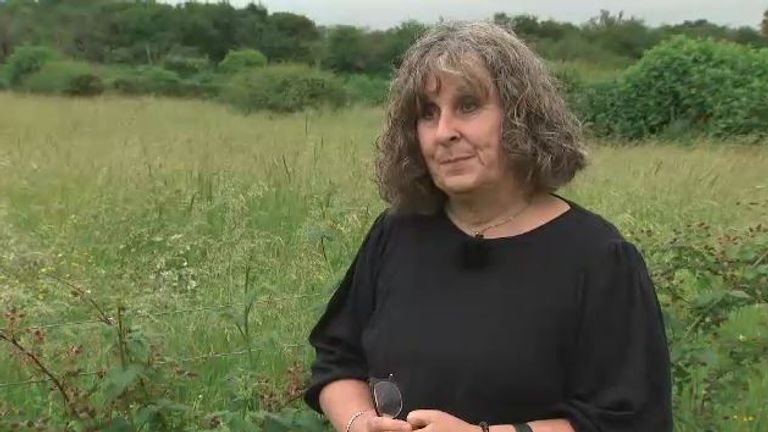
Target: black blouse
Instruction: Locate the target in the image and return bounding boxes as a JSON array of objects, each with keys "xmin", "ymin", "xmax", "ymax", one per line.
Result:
[{"xmin": 304, "ymin": 198, "xmax": 673, "ymax": 431}]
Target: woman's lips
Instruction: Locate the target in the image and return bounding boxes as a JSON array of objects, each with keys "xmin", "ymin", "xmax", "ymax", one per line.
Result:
[{"xmin": 440, "ymin": 155, "xmax": 474, "ymax": 165}]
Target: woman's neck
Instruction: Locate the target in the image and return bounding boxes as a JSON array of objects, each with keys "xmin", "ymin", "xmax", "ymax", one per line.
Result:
[{"xmin": 446, "ymin": 181, "xmax": 532, "ymax": 230}]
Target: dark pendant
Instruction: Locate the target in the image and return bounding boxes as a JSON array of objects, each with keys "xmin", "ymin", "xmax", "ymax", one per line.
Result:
[{"xmin": 462, "ymin": 234, "xmax": 489, "ymax": 269}]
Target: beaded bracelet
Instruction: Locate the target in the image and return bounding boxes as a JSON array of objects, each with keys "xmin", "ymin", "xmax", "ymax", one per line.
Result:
[{"xmin": 345, "ymin": 410, "xmax": 368, "ymax": 432}]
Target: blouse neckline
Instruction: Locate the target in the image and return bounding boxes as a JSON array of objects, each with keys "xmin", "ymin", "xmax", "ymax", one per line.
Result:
[{"xmin": 438, "ymin": 193, "xmax": 577, "ymax": 244}]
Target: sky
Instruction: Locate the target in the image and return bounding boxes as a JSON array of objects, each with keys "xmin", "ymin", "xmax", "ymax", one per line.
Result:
[{"xmin": 173, "ymin": 0, "xmax": 766, "ymax": 29}]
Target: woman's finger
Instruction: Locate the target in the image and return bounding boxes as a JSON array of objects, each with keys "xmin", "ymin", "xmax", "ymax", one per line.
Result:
[{"xmin": 367, "ymin": 415, "xmax": 413, "ymax": 431}]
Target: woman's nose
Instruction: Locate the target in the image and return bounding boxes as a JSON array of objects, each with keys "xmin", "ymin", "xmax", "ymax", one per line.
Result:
[{"xmin": 435, "ymin": 111, "xmax": 460, "ymax": 143}]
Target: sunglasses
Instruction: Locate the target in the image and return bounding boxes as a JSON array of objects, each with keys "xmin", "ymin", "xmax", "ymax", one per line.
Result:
[{"xmin": 369, "ymin": 373, "xmax": 403, "ymax": 418}]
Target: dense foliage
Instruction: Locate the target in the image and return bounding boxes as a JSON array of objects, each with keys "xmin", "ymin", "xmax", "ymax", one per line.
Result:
[
  {"xmin": 1, "ymin": 2, "xmax": 767, "ymax": 133},
  {"xmin": 579, "ymin": 37, "xmax": 768, "ymax": 139},
  {"xmin": 221, "ymin": 64, "xmax": 347, "ymax": 113},
  {"xmin": 1, "ymin": 1, "xmax": 766, "ymax": 74}
]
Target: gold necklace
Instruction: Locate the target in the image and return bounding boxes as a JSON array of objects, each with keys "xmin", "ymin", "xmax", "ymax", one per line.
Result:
[{"xmin": 449, "ymin": 200, "xmax": 532, "ymax": 239}]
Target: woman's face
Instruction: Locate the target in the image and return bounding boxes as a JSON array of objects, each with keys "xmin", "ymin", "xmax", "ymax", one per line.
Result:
[{"xmin": 416, "ymin": 70, "xmax": 511, "ymax": 198}]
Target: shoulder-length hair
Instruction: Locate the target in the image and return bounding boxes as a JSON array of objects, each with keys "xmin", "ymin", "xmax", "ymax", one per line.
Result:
[{"xmin": 375, "ymin": 21, "xmax": 586, "ymax": 214}]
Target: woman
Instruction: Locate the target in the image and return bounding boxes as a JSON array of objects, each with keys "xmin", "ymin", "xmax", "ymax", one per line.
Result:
[{"xmin": 304, "ymin": 22, "xmax": 672, "ymax": 432}]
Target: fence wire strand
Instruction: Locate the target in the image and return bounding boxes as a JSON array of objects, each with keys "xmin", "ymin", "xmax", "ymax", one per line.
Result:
[
  {"xmin": 23, "ymin": 292, "xmax": 325, "ymax": 331},
  {"xmin": 1, "ymin": 291, "xmax": 327, "ymax": 389},
  {"xmin": 0, "ymin": 342, "xmax": 303, "ymax": 389}
]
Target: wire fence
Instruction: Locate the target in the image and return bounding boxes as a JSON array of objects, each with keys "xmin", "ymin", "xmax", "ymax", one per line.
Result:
[
  {"xmin": 0, "ymin": 291, "xmax": 329, "ymax": 389},
  {"xmin": 22, "ymin": 292, "xmax": 326, "ymax": 331},
  {"xmin": 0, "ymin": 342, "xmax": 303, "ymax": 389}
]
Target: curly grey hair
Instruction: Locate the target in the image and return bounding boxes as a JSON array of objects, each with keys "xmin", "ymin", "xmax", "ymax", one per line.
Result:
[{"xmin": 375, "ymin": 21, "xmax": 586, "ymax": 214}]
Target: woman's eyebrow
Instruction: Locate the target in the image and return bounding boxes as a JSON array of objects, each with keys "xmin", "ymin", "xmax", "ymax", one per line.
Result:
[
  {"xmin": 454, "ymin": 87, "xmax": 484, "ymax": 102},
  {"xmin": 455, "ymin": 78, "xmax": 488, "ymax": 99}
]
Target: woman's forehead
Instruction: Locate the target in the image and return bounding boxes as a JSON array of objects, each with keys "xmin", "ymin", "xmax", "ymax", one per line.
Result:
[{"xmin": 419, "ymin": 68, "xmax": 492, "ymax": 100}]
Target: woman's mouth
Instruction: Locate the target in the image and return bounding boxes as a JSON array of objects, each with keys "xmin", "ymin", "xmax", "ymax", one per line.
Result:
[{"xmin": 441, "ymin": 155, "xmax": 474, "ymax": 165}]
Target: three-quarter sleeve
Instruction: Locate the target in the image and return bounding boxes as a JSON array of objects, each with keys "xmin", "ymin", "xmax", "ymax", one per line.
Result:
[
  {"xmin": 303, "ymin": 212, "xmax": 388, "ymax": 413},
  {"xmin": 557, "ymin": 240, "xmax": 673, "ymax": 431}
]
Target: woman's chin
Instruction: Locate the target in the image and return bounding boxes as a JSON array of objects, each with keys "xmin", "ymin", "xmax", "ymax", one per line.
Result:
[{"xmin": 438, "ymin": 176, "xmax": 481, "ymax": 196}]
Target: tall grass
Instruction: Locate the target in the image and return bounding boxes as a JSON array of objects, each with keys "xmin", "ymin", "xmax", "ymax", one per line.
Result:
[{"xmin": 0, "ymin": 92, "xmax": 766, "ymax": 430}]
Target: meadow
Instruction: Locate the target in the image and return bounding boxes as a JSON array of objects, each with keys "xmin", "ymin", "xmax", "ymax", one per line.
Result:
[{"xmin": 0, "ymin": 92, "xmax": 766, "ymax": 431}]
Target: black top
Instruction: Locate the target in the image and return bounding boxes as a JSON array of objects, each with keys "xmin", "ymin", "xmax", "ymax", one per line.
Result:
[{"xmin": 304, "ymin": 198, "xmax": 672, "ymax": 432}]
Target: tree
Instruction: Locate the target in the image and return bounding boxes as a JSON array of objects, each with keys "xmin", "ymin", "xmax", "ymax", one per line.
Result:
[
  {"xmin": 0, "ymin": 0, "xmax": 42, "ymax": 63},
  {"xmin": 583, "ymin": 10, "xmax": 658, "ymax": 59},
  {"xmin": 381, "ymin": 20, "xmax": 428, "ymax": 70},
  {"xmin": 258, "ymin": 12, "xmax": 319, "ymax": 63},
  {"xmin": 173, "ymin": 2, "xmax": 240, "ymax": 63},
  {"xmin": 762, "ymin": 9, "xmax": 768, "ymax": 36},
  {"xmin": 537, "ymin": 19, "xmax": 579, "ymax": 40},
  {"xmin": 0, "ymin": 11, "xmax": 13, "ymax": 62},
  {"xmin": 732, "ymin": 26, "xmax": 768, "ymax": 48},
  {"xmin": 323, "ymin": 25, "xmax": 369, "ymax": 73},
  {"xmin": 234, "ymin": 3, "xmax": 269, "ymax": 50},
  {"xmin": 660, "ymin": 19, "xmax": 730, "ymax": 41},
  {"xmin": 492, "ymin": 12, "xmax": 513, "ymax": 31},
  {"xmin": 218, "ymin": 48, "xmax": 267, "ymax": 73}
]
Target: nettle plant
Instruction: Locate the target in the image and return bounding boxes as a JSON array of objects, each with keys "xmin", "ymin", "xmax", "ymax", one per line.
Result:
[
  {"xmin": 638, "ymin": 217, "xmax": 768, "ymax": 429},
  {"xmin": 0, "ymin": 279, "xmax": 328, "ymax": 432},
  {"xmin": 1, "ymin": 284, "xmax": 194, "ymax": 431}
]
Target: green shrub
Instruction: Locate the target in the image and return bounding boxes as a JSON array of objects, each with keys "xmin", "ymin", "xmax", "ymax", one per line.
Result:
[
  {"xmin": 22, "ymin": 61, "xmax": 104, "ymax": 96},
  {"xmin": 546, "ymin": 63, "xmax": 589, "ymax": 117},
  {"xmin": 218, "ymin": 49, "xmax": 268, "ymax": 74},
  {"xmin": 222, "ymin": 64, "xmax": 347, "ymax": 113},
  {"xmin": 111, "ymin": 66, "xmax": 183, "ymax": 96},
  {"xmin": 639, "ymin": 221, "xmax": 768, "ymax": 428},
  {"xmin": 176, "ymin": 71, "xmax": 225, "ymax": 98},
  {"xmin": 535, "ymin": 36, "xmax": 631, "ymax": 67},
  {"xmin": 547, "ymin": 62, "xmax": 586, "ymax": 94},
  {"xmin": 343, "ymin": 74, "xmax": 389, "ymax": 105},
  {"xmin": 0, "ymin": 67, "xmax": 8, "ymax": 90},
  {"xmin": 5, "ymin": 45, "xmax": 61, "ymax": 86},
  {"xmin": 162, "ymin": 55, "xmax": 210, "ymax": 78},
  {"xmin": 582, "ymin": 36, "xmax": 768, "ymax": 139}
]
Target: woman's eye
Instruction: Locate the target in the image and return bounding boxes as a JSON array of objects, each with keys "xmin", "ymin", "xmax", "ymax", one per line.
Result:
[
  {"xmin": 460, "ymin": 98, "xmax": 479, "ymax": 113},
  {"xmin": 420, "ymin": 104, "xmax": 438, "ymax": 120}
]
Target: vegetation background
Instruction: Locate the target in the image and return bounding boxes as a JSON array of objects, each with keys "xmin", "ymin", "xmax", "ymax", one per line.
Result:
[{"xmin": 0, "ymin": 1, "xmax": 767, "ymax": 431}]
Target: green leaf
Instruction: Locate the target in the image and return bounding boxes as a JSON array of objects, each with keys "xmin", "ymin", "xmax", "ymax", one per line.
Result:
[
  {"xmin": 292, "ymin": 411, "xmax": 328, "ymax": 432},
  {"xmin": 126, "ymin": 333, "xmax": 150, "ymax": 360},
  {"xmin": 100, "ymin": 364, "xmax": 143, "ymax": 404},
  {"xmin": 101, "ymin": 417, "xmax": 132, "ymax": 432},
  {"xmin": 226, "ymin": 415, "xmax": 258, "ymax": 432},
  {"xmin": 134, "ymin": 405, "xmax": 161, "ymax": 426},
  {"xmin": 727, "ymin": 290, "xmax": 751, "ymax": 300},
  {"xmin": 263, "ymin": 413, "xmax": 291, "ymax": 432},
  {"xmin": 693, "ymin": 290, "xmax": 726, "ymax": 309},
  {"xmin": 694, "ymin": 347, "xmax": 721, "ymax": 368}
]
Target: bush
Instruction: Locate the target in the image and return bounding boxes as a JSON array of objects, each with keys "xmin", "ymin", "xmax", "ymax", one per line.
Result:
[
  {"xmin": 582, "ymin": 36, "xmax": 768, "ymax": 139},
  {"xmin": 218, "ymin": 48, "xmax": 268, "ymax": 74},
  {"xmin": 222, "ymin": 64, "xmax": 347, "ymax": 113},
  {"xmin": 111, "ymin": 66, "xmax": 183, "ymax": 97},
  {"xmin": 162, "ymin": 55, "xmax": 210, "ymax": 78},
  {"xmin": 535, "ymin": 36, "xmax": 631, "ymax": 67},
  {"xmin": 175, "ymin": 71, "xmax": 226, "ymax": 98},
  {"xmin": 639, "ymin": 221, "xmax": 768, "ymax": 429},
  {"xmin": 343, "ymin": 74, "xmax": 389, "ymax": 105},
  {"xmin": 0, "ymin": 67, "xmax": 8, "ymax": 90},
  {"xmin": 5, "ymin": 45, "xmax": 61, "ymax": 86},
  {"xmin": 21, "ymin": 61, "xmax": 104, "ymax": 96}
]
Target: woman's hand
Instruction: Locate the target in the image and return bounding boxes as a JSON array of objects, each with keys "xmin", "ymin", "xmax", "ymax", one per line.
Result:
[
  {"xmin": 406, "ymin": 410, "xmax": 478, "ymax": 432},
  {"xmin": 355, "ymin": 413, "xmax": 413, "ymax": 432}
]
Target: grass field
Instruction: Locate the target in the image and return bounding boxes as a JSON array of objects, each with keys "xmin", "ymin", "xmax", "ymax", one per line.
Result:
[{"xmin": 1, "ymin": 92, "xmax": 766, "ymax": 431}]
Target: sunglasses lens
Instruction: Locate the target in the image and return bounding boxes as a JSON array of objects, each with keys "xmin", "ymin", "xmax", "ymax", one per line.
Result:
[{"xmin": 373, "ymin": 381, "xmax": 402, "ymax": 418}]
